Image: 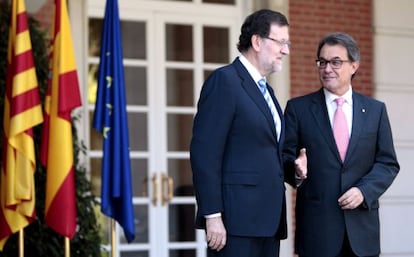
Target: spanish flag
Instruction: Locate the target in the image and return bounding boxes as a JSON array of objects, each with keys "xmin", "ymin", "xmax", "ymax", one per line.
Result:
[
  {"xmin": 0, "ymin": 0, "xmax": 43, "ymax": 250},
  {"xmin": 40, "ymin": 0, "xmax": 81, "ymax": 238}
]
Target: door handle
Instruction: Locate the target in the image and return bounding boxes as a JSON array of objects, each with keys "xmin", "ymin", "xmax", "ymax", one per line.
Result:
[
  {"xmin": 152, "ymin": 174, "xmax": 158, "ymax": 206},
  {"xmin": 161, "ymin": 174, "xmax": 173, "ymax": 205}
]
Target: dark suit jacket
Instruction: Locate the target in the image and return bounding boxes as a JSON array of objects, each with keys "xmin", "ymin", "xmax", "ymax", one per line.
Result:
[
  {"xmin": 284, "ymin": 89, "xmax": 399, "ymax": 257},
  {"xmin": 190, "ymin": 57, "xmax": 287, "ymax": 239}
]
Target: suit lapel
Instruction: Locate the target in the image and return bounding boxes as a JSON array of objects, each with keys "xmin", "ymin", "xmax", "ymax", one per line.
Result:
[
  {"xmin": 310, "ymin": 89, "xmax": 341, "ymax": 161},
  {"xmin": 233, "ymin": 59, "xmax": 278, "ymax": 141},
  {"xmin": 345, "ymin": 92, "xmax": 368, "ymax": 162}
]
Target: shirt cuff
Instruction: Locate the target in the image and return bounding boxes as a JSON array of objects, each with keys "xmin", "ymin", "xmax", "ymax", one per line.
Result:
[{"xmin": 205, "ymin": 212, "xmax": 221, "ymax": 218}]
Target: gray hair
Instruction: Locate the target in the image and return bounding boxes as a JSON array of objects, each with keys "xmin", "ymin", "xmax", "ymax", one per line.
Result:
[{"xmin": 317, "ymin": 32, "xmax": 360, "ymax": 62}]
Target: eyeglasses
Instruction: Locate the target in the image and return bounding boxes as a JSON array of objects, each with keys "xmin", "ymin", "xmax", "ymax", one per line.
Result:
[
  {"xmin": 316, "ymin": 59, "xmax": 351, "ymax": 69},
  {"xmin": 264, "ymin": 37, "xmax": 291, "ymax": 48}
]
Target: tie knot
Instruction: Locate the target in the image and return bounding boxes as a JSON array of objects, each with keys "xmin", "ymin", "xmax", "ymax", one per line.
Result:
[
  {"xmin": 258, "ymin": 78, "xmax": 267, "ymax": 93},
  {"xmin": 335, "ymin": 97, "xmax": 345, "ymax": 107}
]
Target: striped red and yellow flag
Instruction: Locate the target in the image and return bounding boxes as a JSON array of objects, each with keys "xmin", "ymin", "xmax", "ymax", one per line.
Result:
[
  {"xmin": 0, "ymin": 0, "xmax": 43, "ymax": 250},
  {"xmin": 40, "ymin": 0, "xmax": 81, "ymax": 238}
]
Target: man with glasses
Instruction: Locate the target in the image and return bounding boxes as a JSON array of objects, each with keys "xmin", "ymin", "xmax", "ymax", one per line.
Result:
[
  {"xmin": 283, "ymin": 32, "xmax": 399, "ymax": 257},
  {"xmin": 190, "ymin": 9, "xmax": 306, "ymax": 257}
]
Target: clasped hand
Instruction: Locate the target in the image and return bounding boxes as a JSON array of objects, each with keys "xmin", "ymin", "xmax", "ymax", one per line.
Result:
[
  {"xmin": 338, "ymin": 187, "xmax": 364, "ymax": 209},
  {"xmin": 206, "ymin": 216, "xmax": 227, "ymax": 251}
]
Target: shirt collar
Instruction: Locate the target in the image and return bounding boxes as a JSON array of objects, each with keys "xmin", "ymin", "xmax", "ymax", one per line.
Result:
[
  {"xmin": 323, "ymin": 86, "xmax": 353, "ymax": 106},
  {"xmin": 239, "ymin": 55, "xmax": 264, "ymax": 83}
]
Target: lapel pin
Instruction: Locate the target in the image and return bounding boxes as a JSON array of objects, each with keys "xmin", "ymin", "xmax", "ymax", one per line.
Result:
[{"xmin": 361, "ymin": 108, "xmax": 366, "ymax": 113}]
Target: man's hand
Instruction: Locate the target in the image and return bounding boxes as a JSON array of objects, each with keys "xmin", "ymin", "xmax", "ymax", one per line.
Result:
[
  {"xmin": 295, "ymin": 148, "xmax": 307, "ymax": 179},
  {"xmin": 338, "ymin": 187, "xmax": 364, "ymax": 210},
  {"xmin": 206, "ymin": 216, "xmax": 227, "ymax": 251}
]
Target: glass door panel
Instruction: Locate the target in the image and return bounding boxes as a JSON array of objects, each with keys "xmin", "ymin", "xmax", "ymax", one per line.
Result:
[
  {"xmin": 124, "ymin": 66, "xmax": 147, "ymax": 105},
  {"xmin": 166, "ymin": 69, "xmax": 194, "ymax": 107},
  {"xmin": 127, "ymin": 112, "xmax": 148, "ymax": 151},
  {"xmin": 203, "ymin": 26, "xmax": 229, "ymax": 63},
  {"xmin": 168, "ymin": 159, "xmax": 193, "ymax": 196},
  {"xmin": 166, "ymin": 24, "xmax": 193, "ymax": 62},
  {"xmin": 167, "ymin": 114, "xmax": 193, "ymax": 151},
  {"xmin": 131, "ymin": 159, "xmax": 149, "ymax": 197},
  {"xmin": 121, "ymin": 22, "xmax": 146, "ymax": 59}
]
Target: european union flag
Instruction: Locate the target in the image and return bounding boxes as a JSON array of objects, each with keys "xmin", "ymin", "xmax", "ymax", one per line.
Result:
[{"xmin": 93, "ymin": 0, "xmax": 135, "ymax": 243}]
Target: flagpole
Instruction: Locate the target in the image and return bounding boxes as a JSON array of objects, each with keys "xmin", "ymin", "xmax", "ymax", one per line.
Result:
[
  {"xmin": 18, "ymin": 229, "xmax": 23, "ymax": 257},
  {"xmin": 111, "ymin": 219, "xmax": 116, "ymax": 257},
  {"xmin": 65, "ymin": 237, "xmax": 70, "ymax": 257}
]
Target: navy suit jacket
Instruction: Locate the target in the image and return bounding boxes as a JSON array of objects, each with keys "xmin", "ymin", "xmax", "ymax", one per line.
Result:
[
  {"xmin": 284, "ymin": 89, "xmax": 399, "ymax": 257},
  {"xmin": 190, "ymin": 57, "xmax": 287, "ymax": 239}
]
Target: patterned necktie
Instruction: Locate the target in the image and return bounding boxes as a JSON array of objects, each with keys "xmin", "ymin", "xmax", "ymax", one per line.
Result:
[
  {"xmin": 333, "ymin": 98, "xmax": 349, "ymax": 161},
  {"xmin": 258, "ymin": 79, "xmax": 278, "ymax": 138}
]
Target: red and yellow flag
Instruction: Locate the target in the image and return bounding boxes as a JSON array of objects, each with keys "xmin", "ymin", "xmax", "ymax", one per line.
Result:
[
  {"xmin": 40, "ymin": 0, "xmax": 81, "ymax": 238},
  {"xmin": 0, "ymin": 0, "xmax": 43, "ymax": 250}
]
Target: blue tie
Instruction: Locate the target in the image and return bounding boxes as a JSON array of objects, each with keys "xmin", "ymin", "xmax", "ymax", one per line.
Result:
[{"xmin": 258, "ymin": 78, "xmax": 278, "ymax": 137}]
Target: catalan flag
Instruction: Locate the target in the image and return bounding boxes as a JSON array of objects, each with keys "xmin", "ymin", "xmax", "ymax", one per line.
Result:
[
  {"xmin": 0, "ymin": 0, "xmax": 43, "ymax": 250},
  {"xmin": 93, "ymin": 0, "xmax": 135, "ymax": 243},
  {"xmin": 40, "ymin": 0, "xmax": 81, "ymax": 238}
]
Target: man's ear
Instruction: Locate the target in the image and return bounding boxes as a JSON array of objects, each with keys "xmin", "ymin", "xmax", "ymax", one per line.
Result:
[
  {"xmin": 351, "ymin": 61, "xmax": 360, "ymax": 74},
  {"xmin": 251, "ymin": 34, "xmax": 262, "ymax": 51}
]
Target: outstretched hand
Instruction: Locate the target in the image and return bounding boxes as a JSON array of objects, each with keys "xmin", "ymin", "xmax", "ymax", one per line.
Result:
[{"xmin": 295, "ymin": 148, "xmax": 307, "ymax": 179}]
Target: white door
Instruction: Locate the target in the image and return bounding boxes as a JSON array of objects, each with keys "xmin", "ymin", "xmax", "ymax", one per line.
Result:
[{"xmin": 86, "ymin": 1, "xmax": 241, "ymax": 256}]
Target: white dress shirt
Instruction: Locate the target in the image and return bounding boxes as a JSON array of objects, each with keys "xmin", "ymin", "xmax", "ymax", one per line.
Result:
[
  {"xmin": 324, "ymin": 87, "xmax": 353, "ymax": 136},
  {"xmin": 239, "ymin": 55, "xmax": 282, "ymax": 140}
]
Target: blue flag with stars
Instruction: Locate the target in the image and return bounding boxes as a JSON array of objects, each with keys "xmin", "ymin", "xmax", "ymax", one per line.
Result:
[{"xmin": 93, "ymin": 0, "xmax": 135, "ymax": 243}]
